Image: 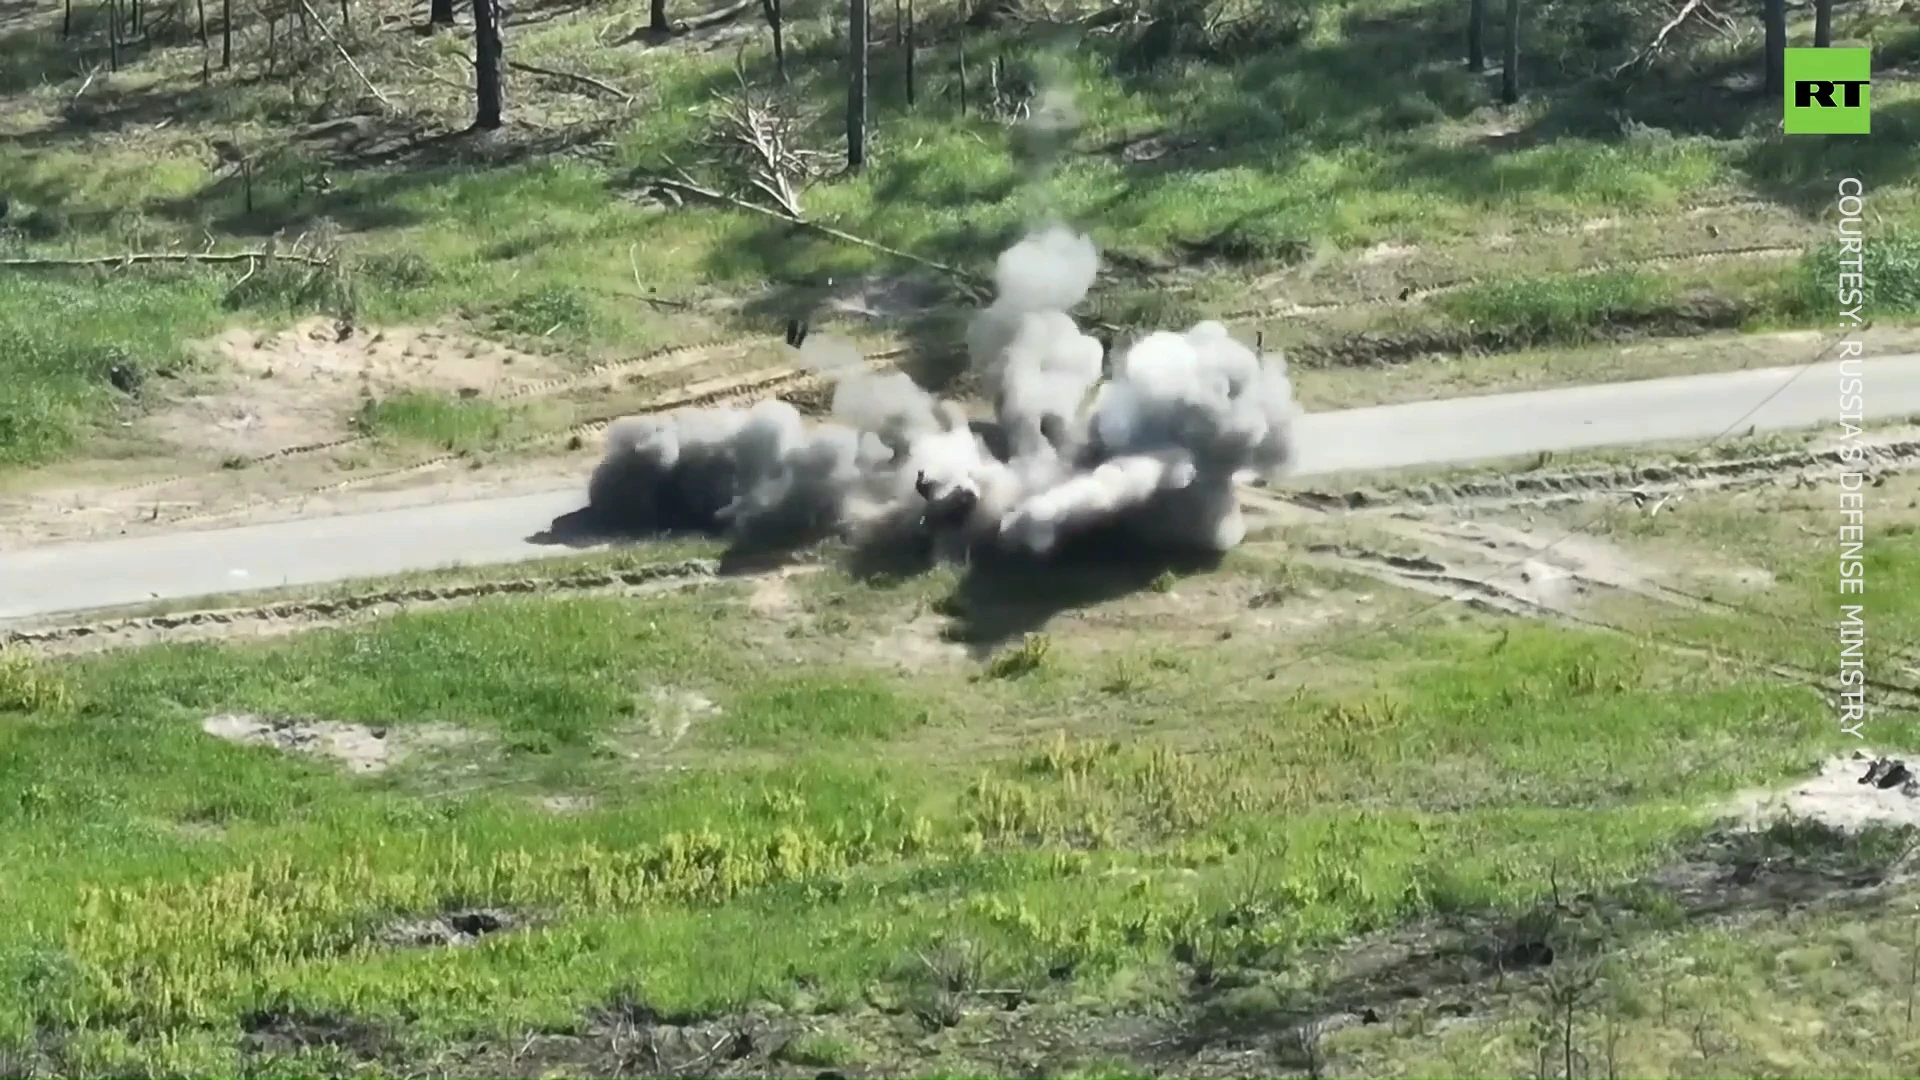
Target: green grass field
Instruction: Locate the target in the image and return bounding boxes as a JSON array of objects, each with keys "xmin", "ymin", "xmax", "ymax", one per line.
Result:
[{"xmin": 5, "ymin": 468, "xmax": 1920, "ymax": 1074}]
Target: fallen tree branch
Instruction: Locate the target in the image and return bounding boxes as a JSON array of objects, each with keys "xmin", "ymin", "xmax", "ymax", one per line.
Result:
[
  {"xmin": 676, "ymin": 0, "xmax": 756, "ymax": 31},
  {"xmin": 393, "ymin": 53, "xmax": 476, "ymax": 95},
  {"xmin": 1611, "ymin": 0, "xmax": 1723, "ymax": 76},
  {"xmin": 649, "ymin": 163, "xmax": 988, "ymax": 297},
  {"xmin": 295, "ymin": 0, "xmax": 399, "ymax": 112},
  {"xmin": 0, "ymin": 250, "xmax": 333, "ymax": 269},
  {"xmin": 507, "ymin": 59, "xmax": 633, "ymax": 102}
]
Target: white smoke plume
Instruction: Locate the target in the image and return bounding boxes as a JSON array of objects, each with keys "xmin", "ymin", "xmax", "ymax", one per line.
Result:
[{"xmin": 585, "ymin": 225, "xmax": 1298, "ymax": 559}]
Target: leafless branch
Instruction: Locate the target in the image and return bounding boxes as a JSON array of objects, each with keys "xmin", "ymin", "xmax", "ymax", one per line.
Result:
[
  {"xmin": 627, "ymin": 244, "xmax": 692, "ymax": 308},
  {"xmin": 392, "ymin": 53, "xmax": 474, "ymax": 94},
  {"xmin": 697, "ymin": 57, "xmax": 829, "ymax": 218},
  {"xmin": 1611, "ymin": 0, "xmax": 1730, "ymax": 76},
  {"xmin": 231, "ymin": 256, "xmax": 260, "ymax": 292},
  {"xmin": 68, "ymin": 64, "xmax": 102, "ymax": 108},
  {"xmin": 295, "ymin": 0, "xmax": 398, "ymax": 111},
  {"xmin": 678, "ymin": 0, "xmax": 755, "ymax": 30},
  {"xmin": 647, "ymin": 161, "xmax": 986, "ymax": 296},
  {"xmin": 508, "ymin": 59, "xmax": 633, "ymax": 102}
]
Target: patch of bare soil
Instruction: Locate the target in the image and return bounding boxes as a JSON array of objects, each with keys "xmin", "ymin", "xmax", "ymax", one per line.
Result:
[
  {"xmin": 380, "ymin": 908, "xmax": 522, "ymax": 949},
  {"xmin": 867, "ymin": 612, "xmax": 971, "ymax": 672},
  {"xmin": 149, "ymin": 318, "xmax": 566, "ymax": 460},
  {"xmin": 536, "ymin": 793, "xmax": 596, "ymax": 814},
  {"xmin": 0, "ymin": 322, "xmax": 580, "ymax": 547},
  {"xmin": 200, "ymin": 712, "xmax": 483, "ymax": 775},
  {"xmin": 1722, "ymin": 752, "xmax": 1920, "ymax": 833},
  {"xmin": 745, "ymin": 565, "xmax": 819, "ymax": 616}
]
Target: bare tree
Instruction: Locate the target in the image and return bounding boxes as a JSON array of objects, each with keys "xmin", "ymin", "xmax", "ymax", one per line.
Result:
[
  {"xmin": 847, "ymin": 0, "xmax": 868, "ymax": 168},
  {"xmin": 197, "ymin": 0, "xmax": 209, "ymax": 81},
  {"xmin": 473, "ymin": 0, "xmax": 505, "ymax": 128},
  {"xmin": 338, "ymin": 0, "xmax": 348, "ymax": 31},
  {"xmin": 62, "ymin": 0, "xmax": 72, "ymax": 37},
  {"xmin": 1813, "ymin": 0, "xmax": 1832, "ymax": 47},
  {"xmin": 1500, "ymin": 0, "xmax": 1519, "ymax": 104},
  {"xmin": 1763, "ymin": 0, "xmax": 1785, "ymax": 95},
  {"xmin": 904, "ymin": 0, "xmax": 915, "ymax": 107},
  {"xmin": 650, "ymin": 0, "xmax": 669, "ymax": 33},
  {"xmin": 1467, "ymin": 0, "xmax": 1485, "ymax": 70},
  {"xmin": 759, "ymin": 0, "xmax": 786, "ymax": 81},
  {"xmin": 107, "ymin": 0, "xmax": 120, "ymax": 70},
  {"xmin": 430, "ymin": 0, "xmax": 454, "ymax": 25},
  {"xmin": 222, "ymin": 0, "xmax": 232, "ymax": 66}
]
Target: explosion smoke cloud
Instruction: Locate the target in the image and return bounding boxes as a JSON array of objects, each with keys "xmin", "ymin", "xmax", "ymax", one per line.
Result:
[{"xmin": 586, "ymin": 224, "xmax": 1299, "ymax": 559}]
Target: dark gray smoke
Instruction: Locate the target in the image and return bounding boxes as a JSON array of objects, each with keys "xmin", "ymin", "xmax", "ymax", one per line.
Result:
[{"xmin": 585, "ymin": 224, "xmax": 1298, "ymax": 558}]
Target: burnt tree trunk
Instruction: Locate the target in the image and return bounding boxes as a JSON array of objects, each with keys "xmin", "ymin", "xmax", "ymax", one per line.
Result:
[
  {"xmin": 1467, "ymin": 0, "xmax": 1485, "ymax": 70},
  {"xmin": 847, "ymin": 0, "xmax": 868, "ymax": 168},
  {"xmin": 759, "ymin": 0, "xmax": 785, "ymax": 81},
  {"xmin": 107, "ymin": 0, "xmax": 120, "ymax": 70},
  {"xmin": 1763, "ymin": 0, "xmax": 1785, "ymax": 95},
  {"xmin": 1813, "ymin": 0, "xmax": 1832, "ymax": 47},
  {"xmin": 196, "ymin": 0, "xmax": 208, "ymax": 80},
  {"xmin": 220, "ymin": 0, "xmax": 231, "ymax": 66},
  {"xmin": 339, "ymin": 0, "xmax": 348, "ymax": 31},
  {"xmin": 473, "ymin": 0, "xmax": 505, "ymax": 128},
  {"xmin": 904, "ymin": 0, "xmax": 915, "ymax": 107},
  {"xmin": 1500, "ymin": 0, "xmax": 1518, "ymax": 104},
  {"xmin": 649, "ymin": 0, "xmax": 668, "ymax": 33},
  {"xmin": 62, "ymin": 0, "xmax": 72, "ymax": 37},
  {"xmin": 430, "ymin": 0, "xmax": 454, "ymax": 24}
]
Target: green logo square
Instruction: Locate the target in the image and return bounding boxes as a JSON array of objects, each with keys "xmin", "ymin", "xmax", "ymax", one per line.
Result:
[{"xmin": 1785, "ymin": 47, "xmax": 1872, "ymax": 135}]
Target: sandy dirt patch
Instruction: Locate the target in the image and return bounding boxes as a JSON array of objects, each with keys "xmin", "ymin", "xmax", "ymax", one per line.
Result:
[
  {"xmin": 1722, "ymin": 753, "xmax": 1920, "ymax": 833},
  {"xmin": 148, "ymin": 319, "xmax": 567, "ymax": 460},
  {"xmin": 868, "ymin": 613, "xmax": 971, "ymax": 672},
  {"xmin": 201, "ymin": 712, "xmax": 481, "ymax": 775},
  {"xmin": 745, "ymin": 565, "xmax": 825, "ymax": 616}
]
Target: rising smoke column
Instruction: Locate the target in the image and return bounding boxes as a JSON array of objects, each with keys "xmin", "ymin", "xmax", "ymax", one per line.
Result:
[{"xmin": 584, "ymin": 224, "xmax": 1299, "ymax": 559}]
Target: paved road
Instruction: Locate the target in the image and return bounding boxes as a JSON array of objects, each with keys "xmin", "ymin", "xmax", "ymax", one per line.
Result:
[{"xmin": 4, "ymin": 353, "xmax": 1915, "ymax": 624}]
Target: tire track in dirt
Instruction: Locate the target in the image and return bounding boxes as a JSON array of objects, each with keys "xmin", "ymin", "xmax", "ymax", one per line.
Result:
[
  {"xmin": 1223, "ymin": 242, "xmax": 1805, "ymax": 322},
  {"xmin": 1299, "ymin": 542, "xmax": 1920, "ymax": 705},
  {"xmin": 0, "ymin": 559, "xmax": 731, "ymax": 654},
  {"xmin": 1283, "ymin": 436, "xmax": 1920, "ymax": 513},
  {"xmin": 1270, "ymin": 437, "xmax": 1920, "ymax": 672}
]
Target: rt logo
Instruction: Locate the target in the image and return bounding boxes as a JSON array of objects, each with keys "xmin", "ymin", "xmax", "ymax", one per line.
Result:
[{"xmin": 1785, "ymin": 47, "xmax": 1871, "ymax": 135}]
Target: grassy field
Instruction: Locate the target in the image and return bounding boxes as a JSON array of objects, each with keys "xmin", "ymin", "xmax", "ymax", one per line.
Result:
[
  {"xmin": 4, "ymin": 463, "xmax": 1920, "ymax": 1075},
  {"xmin": 2, "ymin": 0, "xmax": 1919, "ymax": 470}
]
